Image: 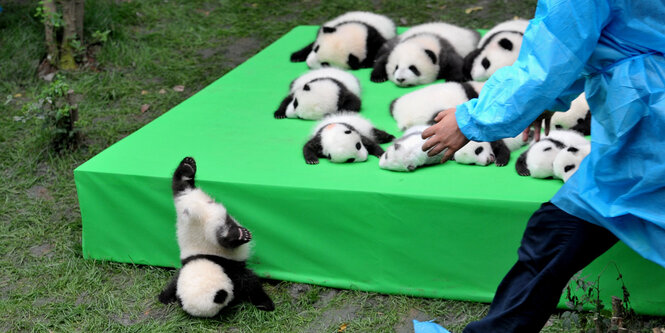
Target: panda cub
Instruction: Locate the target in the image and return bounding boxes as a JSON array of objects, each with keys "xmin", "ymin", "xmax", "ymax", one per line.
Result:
[
  {"xmin": 290, "ymin": 11, "xmax": 396, "ymax": 70},
  {"xmin": 379, "ymin": 125, "xmax": 445, "ymax": 172},
  {"xmin": 274, "ymin": 68, "xmax": 362, "ymax": 120},
  {"xmin": 453, "ymin": 134, "xmax": 527, "ymax": 167},
  {"xmin": 553, "ymin": 144, "xmax": 591, "ymax": 182},
  {"xmin": 463, "ymin": 19, "xmax": 529, "ymax": 81},
  {"xmin": 158, "ymin": 157, "xmax": 274, "ymax": 317},
  {"xmin": 550, "ymin": 93, "xmax": 591, "ymax": 135},
  {"xmin": 303, "ymin": 112, "xmax": 394, "ymax": 164},
  {"xmin": 390, "ymin": 81, "xmax": 484, "ymax": 131},
  {"xmin": 515, "ymin": 130, "xmax": 589, "ymax": 178},
  {"xmin": 371, "ymin": 22, "xmax": 480, "ymax": 86}
]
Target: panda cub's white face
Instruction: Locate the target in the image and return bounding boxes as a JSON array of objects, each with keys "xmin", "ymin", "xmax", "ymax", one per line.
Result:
[
  {"xmin": 469, "ymin": 33, "xmax": 523, "ymax": 81},
  {"xmin": 454, "ymin": 141, "xmax": 495, "ymax": 166},
  {"xmin": 387, "ymin": 36, "xmax": 440, "ymax": 87},
  {"xmin": 306, "ymin": 23, "xmax": 368, "ymax": 69},
  {"xmin": 286, "ymin": 80, "xmax": 340, "ymax": 120},
  {"xmin": 553, "ymin": 144, "xmax": 591, "ymax": 182},
  {"xmin": 320, "ymin": 123, "xmax": 368, "ymax": 163}
]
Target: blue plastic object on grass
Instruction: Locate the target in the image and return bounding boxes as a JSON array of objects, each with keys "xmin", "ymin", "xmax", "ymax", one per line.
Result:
[{"xmin": 413, "ymin": 319, "xmax": 451, "ymax": 333}]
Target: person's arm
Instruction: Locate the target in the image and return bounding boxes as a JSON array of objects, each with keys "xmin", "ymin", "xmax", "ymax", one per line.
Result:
[{"xmin": 456, "ymin": 0, "xmax": 611, "ymax": 142}]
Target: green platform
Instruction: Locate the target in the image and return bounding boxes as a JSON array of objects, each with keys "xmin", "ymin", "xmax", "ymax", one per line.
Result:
[{"xmin": 74, "ymin": 26, "xmax": 665, "ymax": 316}]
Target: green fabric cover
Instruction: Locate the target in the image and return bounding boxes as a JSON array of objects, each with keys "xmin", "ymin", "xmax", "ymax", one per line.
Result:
[{"xmin": 74, "ymin": 26, "xmax": 665, "ymax": 315}]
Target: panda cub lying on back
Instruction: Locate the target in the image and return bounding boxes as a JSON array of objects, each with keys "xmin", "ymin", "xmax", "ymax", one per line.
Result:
[
  {"xmin": 158, "ymin": 157, "xmax": 274, "ymax": 317},
  {"xmin": 291, "ymin": 11, "xmax": 396, "ymax": 70},
  {"xmin": 371, "ymin": 22, "xmax": 479, "ymax": 86},
  {"xmin": 274, "ymin": 68, "xmax": 362, "ymax": 120},
  {"xmin": 303, "ymin": 112, "xmax": 394, "ymax": 164},
  {"xmin": 379, "ymin": 125, "xmax": 446, "ymax": 172}
]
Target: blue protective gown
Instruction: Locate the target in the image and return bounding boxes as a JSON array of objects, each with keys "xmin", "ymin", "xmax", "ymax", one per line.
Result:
[{"xmin": 455, "ymin": 0, "xmax": 665, "ymax": 268}]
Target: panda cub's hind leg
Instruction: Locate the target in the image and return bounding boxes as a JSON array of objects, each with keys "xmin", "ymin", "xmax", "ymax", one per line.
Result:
[{"xmin": 172, "ymin": 157, "xmax": 197, "ymax": 196}]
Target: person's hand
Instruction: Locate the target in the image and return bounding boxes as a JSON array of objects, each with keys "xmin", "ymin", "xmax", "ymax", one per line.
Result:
[
  {"xmin": 523, "ymin": 110, "xmax": 554, "ymax": 142},
  {"xmin": 421, "ymin": 107, "xmax": 470, "ymax": 163}
]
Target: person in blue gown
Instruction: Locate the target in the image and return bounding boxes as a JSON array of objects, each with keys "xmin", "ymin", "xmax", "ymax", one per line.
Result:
[{"xmin": 422, "ymin": 0, "xmax": 665, "ymax": 331}]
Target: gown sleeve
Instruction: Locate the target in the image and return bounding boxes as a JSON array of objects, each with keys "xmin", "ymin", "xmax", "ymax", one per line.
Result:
[{"xmin": 455, "ymin": 0, "xmax": 611, "ymax": 142}]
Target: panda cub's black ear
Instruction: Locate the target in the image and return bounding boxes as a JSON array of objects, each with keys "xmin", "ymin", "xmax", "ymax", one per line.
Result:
[
  {"xmin": 322, "ymin": 26, "xmax": 336, "ymax": 34},
  {"xmin": 498, "ymin": 38, "xmax": 513, "ymax": 51},
  {"xmin": 424, "ymin": 49, "xmax": 437, "ymax": 64}
]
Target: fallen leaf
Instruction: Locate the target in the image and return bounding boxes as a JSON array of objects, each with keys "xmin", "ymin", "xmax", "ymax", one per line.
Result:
[
  {"xmin": 173, "ymin": 85, "xmax": 185, "ymax": 92},
  {"xmin": 465, "ymin": 6, "xmax": 483, "ymax": 14},
  {"xmin": 141, "ymin": 90, "xmax": 149, "ymax": 95},
  {"xmin": 338, "ymin": 323, "xmax": 348, "ymax": 332},
  {"xmin": 159, "ymin": 89, "xmax": 167, "ymax": 94},
  {"xmin": 251, "ymin": 3, "xmax": 258, "ymax": 8},
  {"xmin": 141, "ymin": 104, "xmax": 150, "ymax": 113},
  {"xmin": 14, "ymin": 93, "xmax": 22, "ymax": 98},
  {"xmin": 399, "ymin": 17, "xmax": 408, "ymax": 25}
]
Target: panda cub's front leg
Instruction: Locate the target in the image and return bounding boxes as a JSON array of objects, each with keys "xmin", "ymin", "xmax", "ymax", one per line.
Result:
[{"xmin": 217, "ymin": 214, "xmax": 252, "ymax": 249}]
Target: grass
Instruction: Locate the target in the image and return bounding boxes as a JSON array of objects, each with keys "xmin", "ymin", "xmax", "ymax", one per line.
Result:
[{"xmin": 1, "ymin": 0, "xmax": 664, "ymax": 332}]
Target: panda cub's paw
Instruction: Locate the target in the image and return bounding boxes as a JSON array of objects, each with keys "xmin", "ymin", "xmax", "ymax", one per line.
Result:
[
  {"xmin": 172, "ymin": 157, "xmax": 198, "ymax": 196},
  {"xmin": 218, "ymin": 224, "xmax": 252, "ymax": 249}
]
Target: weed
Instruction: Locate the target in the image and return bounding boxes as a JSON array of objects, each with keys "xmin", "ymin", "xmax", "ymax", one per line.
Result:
[{"xmin": 20, "ymin": 75, "xmax": 82, "ymax": 152}]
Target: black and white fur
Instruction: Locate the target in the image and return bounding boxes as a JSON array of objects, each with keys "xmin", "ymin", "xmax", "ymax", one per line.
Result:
[
  {"xmin": 290, "ymin": 11, "xmax": 396, "ymax": 70},
  {"xmin": 515, "ymin": 130, "xmax": 590, "ymax": 178},
  {"xmin": 389, "ymin": 81, "xmax": 484, "ymax": 131},
  {"xmin": 552, "ymin": 144, "xmax": 591, "ymax": 182},
  {"xmin": 371, "ymin": 22, "xmax": 480, "ymax": 86},
  {"xmin": 303, "ymin": 112, "xmax": 394, "ymax": 164},
  {"xmin": 550, "ymin": 93, "xmax": 591, "ymax": 136},
  {"xmin": 454, "ymin": 134, "xmax": 528, "ymax": 167},
  {"xmin": 159, "ymin": 157, "xmax": 274, "ymax": 317},
  {"xmin": 379, "ymin": 125, "xmax": 445, "ymax": 172},
  {"xmin": 463, "ymin": 19, "xmax": 529, "ymax": 81},
  {"xmin": 274, "ymin": 68, "xmax": 362, "ymax": 120}
]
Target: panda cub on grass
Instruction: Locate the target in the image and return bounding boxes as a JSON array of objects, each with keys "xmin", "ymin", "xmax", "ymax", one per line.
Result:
[
  {"xmin": 274, "ymin": 68, "xmax": 362, "ymax": 120},
  {"xmin": 463, "ymin": 19, "xmax": 529, "ymax": 81},
  {"xmin": 389, "ymin": 81, "xmax": 484, "ymax": 131},
  {"xmin": 290, "ymin": 11, "xmax": 396, "ymax": 70},
  {"xmin": 303, "ymin": 112, "xmax": 394, "ymax": 164},
  {"xmin": 158, "ymin": 157, "xmax": 274, "ymax": 318},
  {"xmin": 371, "ymin": 22, "xmax": 480, "ymax": 86},
  {"xmin": 379, "ymin": 125, "xmax": 445, "ymax": 172}
]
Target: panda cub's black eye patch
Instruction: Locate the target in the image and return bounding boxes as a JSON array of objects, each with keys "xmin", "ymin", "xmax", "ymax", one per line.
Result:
[
  {"xmin": 355, "ymin": 142, "xmax": 361, "ymax": 150},
  {"xmin": 314, "ymin": 45, "xmax": 320, "ymax": 52},
  {"xmin": 482, "ymin": 58, "xmax": 490, "ymax": 69},
  {"xmin": 543, "ymin": 147, "xmax": 552, "ymax": 152},
  {"xmin": 409, "ymin": 65, "xmax": 420, "ymax": 76},
  {"xmin": 564, "ymin": 164, "xmax": 576, "ymax": 172},
  {"xmin": 345, "ymin": 130, "xmax": 352, "ymax": 134},
  {"xmin": 303, "ymin": 84, "xmax": 310, "ymax": 91},
  {"xmin": 474, "ymin": 146, "xmax": 484, "ymax": 155},
  {"xmin": 321, "ymin": 62, "xmax": 330, "ymax": 67},
  {"xmin": 293, "ymin": 99, "xmax": 298, "ymax": 108}
]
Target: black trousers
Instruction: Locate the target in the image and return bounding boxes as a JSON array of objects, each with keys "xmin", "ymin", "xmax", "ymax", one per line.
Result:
[{"xmin": 464, "ymin": 202, "xmax": 619, "ymax": 333}]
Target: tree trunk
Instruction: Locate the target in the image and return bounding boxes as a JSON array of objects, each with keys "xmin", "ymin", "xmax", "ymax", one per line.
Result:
[
  {"xmin": 59, "ymin": 0, "xmax": 78, "ymax": 70},
  {"xmin": 75, "ymin": 0, "xmax": 85, "ymax": 44},
  {"xmin": 43, "ymin": 0, "xmax": 58, "ymax": 66}
]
